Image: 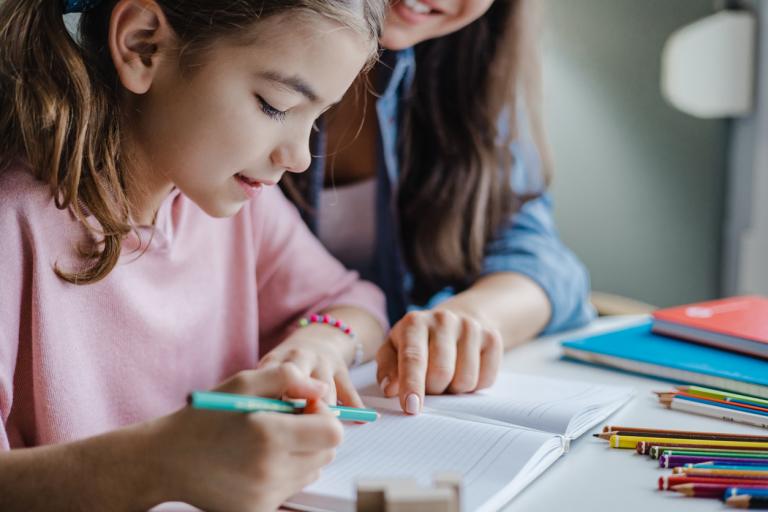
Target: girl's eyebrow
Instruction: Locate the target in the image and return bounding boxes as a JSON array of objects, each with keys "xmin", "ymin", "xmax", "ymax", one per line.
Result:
[{"xmin": 258, "ymin": 71, "xmax": 319, "ymax": 103}]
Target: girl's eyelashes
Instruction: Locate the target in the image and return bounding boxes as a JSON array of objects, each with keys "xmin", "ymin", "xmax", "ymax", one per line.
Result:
[{"xmin": 256, "ymin": 96, "xmax": 287, "ymax": 122}]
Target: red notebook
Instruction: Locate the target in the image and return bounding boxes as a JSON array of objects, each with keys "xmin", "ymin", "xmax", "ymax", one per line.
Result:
[{"xmin": 652, "ymin": 295, "xmax": 768, "ymax": 359}]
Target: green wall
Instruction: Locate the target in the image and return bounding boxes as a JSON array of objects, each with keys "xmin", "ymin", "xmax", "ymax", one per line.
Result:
[{"xmin": 543, "ymin": 0, "xmax": 729, "ymax": 307}]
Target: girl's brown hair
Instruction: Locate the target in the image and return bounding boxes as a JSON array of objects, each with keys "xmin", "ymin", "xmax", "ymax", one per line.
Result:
[
  {"xmin": 398, "ymin": 0, "xmax": 551, "ymax": 303},
  {"xmin": 0, "ymin": 0, "xmax": 384, "ymax": 284}
]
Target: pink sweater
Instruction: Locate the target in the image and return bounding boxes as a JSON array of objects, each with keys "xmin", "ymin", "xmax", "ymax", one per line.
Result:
[{"xmin": 0, "ymin": 164, "xmax": 387, "ymax": 451}]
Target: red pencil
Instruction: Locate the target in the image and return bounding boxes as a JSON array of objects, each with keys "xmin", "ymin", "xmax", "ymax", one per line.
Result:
[
  {"xmin": 659, "ymin": 476, "xmax": 768, "ymax": 490},
  {"xmin": 671, "ymin": 483, "xmax": 768, "ymax": 499}
]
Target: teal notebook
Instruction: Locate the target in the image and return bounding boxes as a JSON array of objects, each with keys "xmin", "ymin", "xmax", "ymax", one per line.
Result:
[{"xmin": 561, "ymin": 321, "xmax": 768, "ymax": 399}]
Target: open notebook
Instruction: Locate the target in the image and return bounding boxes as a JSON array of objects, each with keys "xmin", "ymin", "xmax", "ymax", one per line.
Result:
[{"xmin": 285, "ymin": 363, "xmax": 633, "ymax": 512}]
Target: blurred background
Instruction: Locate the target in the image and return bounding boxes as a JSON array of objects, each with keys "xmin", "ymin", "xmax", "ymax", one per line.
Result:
[{"xmin": 542, "ymin": 0, "xmax": 766, "ymax": 309}]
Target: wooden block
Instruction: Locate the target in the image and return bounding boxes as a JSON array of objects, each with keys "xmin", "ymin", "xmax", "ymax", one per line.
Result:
[
  {"xmin": 385, "ymin": 487, "xmax": 454, "ymax": 512},
  {"xmin": 433, "ymin": 472, "xmax": 462, "ymax": 512},
  {"xmin": 356, "ymin": 479, "xmax": 418, "ymax": 512}
]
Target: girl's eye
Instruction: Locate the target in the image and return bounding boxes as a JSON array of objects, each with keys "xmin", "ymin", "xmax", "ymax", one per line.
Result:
[{"xmin": 257, "ymin": 96, "xmax": 287, "ymax": 122}]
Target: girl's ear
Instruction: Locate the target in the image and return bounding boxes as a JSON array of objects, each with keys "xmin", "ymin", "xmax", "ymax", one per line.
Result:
[{"xmin": 108, "ymin": 0, "xmax": 173, "ymax": 94}]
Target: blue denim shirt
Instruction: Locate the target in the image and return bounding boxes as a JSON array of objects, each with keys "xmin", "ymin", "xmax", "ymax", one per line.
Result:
[{"xmin": 293, "ymin": 48, "xmax": 595, "ymax": 334}]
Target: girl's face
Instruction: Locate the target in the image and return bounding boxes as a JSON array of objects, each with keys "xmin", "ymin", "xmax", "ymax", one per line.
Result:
[
  {"xmin": 126, "ymin": 14, "xmax": 369, "ymax": 219},
  {"xmin": 381, "ymin": 0, "xmax": 495, "ymax": 50}
]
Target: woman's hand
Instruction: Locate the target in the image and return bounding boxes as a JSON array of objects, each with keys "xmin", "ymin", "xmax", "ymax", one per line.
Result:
[
  {"xmin": 257, "ymin": 327, "xmax": 364, "ymax": 408},
  {"xmin": 148, "ymin": 363, "xmax": 343, "ymax": 512},
  {"xmin": 375, "ymin": 309, "xmax": 503, "ymax": 415}
]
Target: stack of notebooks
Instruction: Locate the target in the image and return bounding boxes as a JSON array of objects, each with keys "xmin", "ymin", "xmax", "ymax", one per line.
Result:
[
  {"xmin": 286, "ymin": 363, "xmax": 633, "ymax": 512},
  {"xmin": 561, "ymin": 296, "xmax": 768, "ymax": 412},
  {"xmin": 594, "ymin": 425, "xmax": 768, "ymax": 509}
]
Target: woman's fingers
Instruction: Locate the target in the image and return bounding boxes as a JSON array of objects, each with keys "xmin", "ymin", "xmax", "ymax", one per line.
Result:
[
  {"xmin": 424, "ymin": 310, "xmax": 459, "ymax": 395},
  {"xmin": 449, "ymin": 316, "xmax": 482, "ymax": 394},
  {"xmin": 395, "ymin": 312, "xmax": 430, "ymax": 415},
  {"xmin": 477, "ymin": 328, "xmax": 504, "ymax": 390}
]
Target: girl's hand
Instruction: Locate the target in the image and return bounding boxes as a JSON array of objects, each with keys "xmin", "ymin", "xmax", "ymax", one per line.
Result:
[
  {"xmin": 148, "ymin": 363, "xmax": 343, "ymax": 512},
  {"xmin": 375, "ymin": 309, "xmax": 504, "ymax": 415},
  {"xmin": 257, "ymin": 330, "xmax": 364, "ymax": 408}
]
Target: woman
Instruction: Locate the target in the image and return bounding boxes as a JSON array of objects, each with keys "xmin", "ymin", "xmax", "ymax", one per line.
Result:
[{"xmin": 280, "ymin": 0, "xmax": 594, "ymax": 415}]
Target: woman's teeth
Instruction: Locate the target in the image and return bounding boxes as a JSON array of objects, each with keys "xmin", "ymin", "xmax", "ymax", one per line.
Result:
[{"xmin": 403, "ymin": 0, "xmax": 432, "ymax": 15}]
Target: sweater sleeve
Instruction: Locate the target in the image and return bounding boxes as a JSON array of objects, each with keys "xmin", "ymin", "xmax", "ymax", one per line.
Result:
[
  {"xmin": 0, "ymin": 199, "xmax": 29, "ymax": 451},
  {"xmin": 252, "ymin": 186, "xmax": 388, "ymax": 356}
]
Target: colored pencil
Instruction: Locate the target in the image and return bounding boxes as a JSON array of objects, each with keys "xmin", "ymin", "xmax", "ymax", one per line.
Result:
[
  {"xmin": 659, "ymin": 476, "xmax": 768, "ymax": 490},
  {"xmin": 672, "ymin": 483, "xmax": 768, "ymax": 499},
  {"xmin": 661, "ymin": 398, "xmax": 768, "ymax": 430},
  {"xmin": 641, "ymin": 442, "xmax": 768, "ymax": 455},
  {"xmin": 651, "ymin": 447, "xmax": 768, "ymax": 460},
  {"xmin": 727, "ymin": 488, "xmax": 768, "ymax": 499},
  {"xmin": 676, "ymin": 386, "xmax": 768, "ymax": 408},
  {"xmin": 663, "ymin": 477, "xmax": 768, "ymax": 489},
  {"xmin": 661, "ymin": 455, "xmax": 768, "ymax": 469},
  {"xmin": 673, "ymin": 467, "xmax": 768, "ymax": 478},
  {"xmin": 662, "ymin": 394, "xmax": 768, "ymax": 418},
  {"xmin": 726, "ymin": 494, "xmax": 768, "ymax": 508},
  {"xmin": 188, "ymin": 391, "xmax": 379, "ymax": 422},
  {"xmin": 688, "ymin": 464, "xmax": 768, "ymax": 471},
  {"xmin": 596, "ymin": 430, "xmax": 768, "ymax": 442},
  {"xmin": 602, "ymin": 425, "xmax": 768, "ymax": 439},
  {"xmin": 608, "ymin": 434, "xmax": 768, "ymax": 450},
  {"xmin": 659, "ymin": 392, "xmax": 768, "ymax": 415}
]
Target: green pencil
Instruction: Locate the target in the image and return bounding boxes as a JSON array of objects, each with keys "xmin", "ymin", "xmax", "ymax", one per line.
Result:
[
  {"xmin": 188, "ymin": 391, "xmax": 379, "ymax": 423},
  {"xmin": 677, "ymin": 386, "xmax": 768, "ymax": 408}
]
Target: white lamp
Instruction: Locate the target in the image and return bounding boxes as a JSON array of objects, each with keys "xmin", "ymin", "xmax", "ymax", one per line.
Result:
[{"xmin": 661, "ymin": 10, "xmax": 756, "ymax": 118}]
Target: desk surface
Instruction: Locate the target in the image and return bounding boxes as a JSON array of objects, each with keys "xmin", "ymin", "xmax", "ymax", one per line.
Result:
[
  {"xmin": 503, "ymin": 315, "xmax": 761, "ymax": 512},
  {"xmin": 155, "ymin": 316, "xmax": 761, "ymax": 512}
]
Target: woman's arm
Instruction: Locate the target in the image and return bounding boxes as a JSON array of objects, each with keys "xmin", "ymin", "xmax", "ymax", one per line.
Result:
[{"xmin": 435, "ymin": 272, "xmax": 551, "ymax": 350}]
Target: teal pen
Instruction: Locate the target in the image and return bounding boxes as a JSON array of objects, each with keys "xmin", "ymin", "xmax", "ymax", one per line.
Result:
[{"xmin": 188, "ymin": 390, "xmax": 379, "ymax": 423}]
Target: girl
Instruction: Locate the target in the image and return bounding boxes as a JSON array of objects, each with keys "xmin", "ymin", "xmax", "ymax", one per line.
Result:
[
  {"xmin": 0, "ymin": 0, "xmax": 387, "ymax": 510},
  {"xmin": 280, "ymin": 0, "xmax": 596, "ymax": 415}
]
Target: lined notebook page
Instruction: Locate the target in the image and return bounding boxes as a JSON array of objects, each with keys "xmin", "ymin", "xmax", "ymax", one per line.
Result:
[
  {"xmin": 286, "ymin": 405, "xmax": 563, "ymax": 512},
  {"xmin": 352, "ymin": 364, "xmax": 633, "ymax": 438}
]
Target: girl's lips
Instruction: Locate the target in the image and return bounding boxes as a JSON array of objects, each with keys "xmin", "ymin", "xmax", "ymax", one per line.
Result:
[
  {"xmin": 392, "ymin": 0, "xmax": 441, "ymax": 25},
  {"xmin": 235, "ymin": 174, "xmax": 264, "ymax": 199}
]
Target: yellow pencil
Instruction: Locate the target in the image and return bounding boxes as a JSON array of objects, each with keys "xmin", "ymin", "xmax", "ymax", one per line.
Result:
[{"xmin": 607, "ymin": 434, "xmax": 768, "ymax": 450}]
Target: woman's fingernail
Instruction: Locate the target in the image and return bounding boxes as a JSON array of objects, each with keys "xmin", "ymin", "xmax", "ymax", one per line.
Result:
[
  {"xmin": 405, "ymin": 393, "xmax": 420, "ymax": 415},
  {"xmin": 379, "ymin": 376, "xmax": 390, "ymax": 394}
]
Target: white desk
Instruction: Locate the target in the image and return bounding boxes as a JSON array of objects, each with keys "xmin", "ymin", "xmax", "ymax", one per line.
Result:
[
  {"xmin": 155, "ymin": 316, "xmax": 760, "ymax": 512},
  {"xmin": 502, "ymin": 315, "xmax": 759, "ymax": 512}
]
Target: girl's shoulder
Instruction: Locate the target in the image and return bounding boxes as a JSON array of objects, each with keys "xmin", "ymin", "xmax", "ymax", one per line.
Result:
[
  {"xmin": 0, "ymin": 161, "xmax": 74, "ymax": 235},
  {"xmin": 0, "ymin": 161, "xmax": 59, "ymax": 214}
]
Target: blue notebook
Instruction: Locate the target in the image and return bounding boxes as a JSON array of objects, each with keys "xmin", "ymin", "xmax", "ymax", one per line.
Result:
[{"xmin": 561, "ymin": 321, "xmax": 768, "ymax": 399}]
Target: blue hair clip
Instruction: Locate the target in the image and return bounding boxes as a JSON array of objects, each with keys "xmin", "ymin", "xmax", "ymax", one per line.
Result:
[{"xmin": 63, "ymin": 0, "xmax": 103, "ymax": 14}]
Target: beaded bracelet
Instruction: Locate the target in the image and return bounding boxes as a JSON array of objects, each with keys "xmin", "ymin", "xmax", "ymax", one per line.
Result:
[{"xmin": 298, "ymin": 314, "xmax": 363, "ymax": 367}]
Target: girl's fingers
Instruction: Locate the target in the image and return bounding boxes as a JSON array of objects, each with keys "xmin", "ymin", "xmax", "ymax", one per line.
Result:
[
  {"xmin": 335, "ymin": 369, "xmax": 365, "ymax": 409},
  {"xmin": 375, "ymin": 339, "xmax": 399, "ymax": 397},
  {"xmin": 310, "ymin": 361, "xmax": 337, "ymax": 405},
  {"xmin": 283, "ymin": 349, "xmax": 317, "ymax": 378},
  {"xmin": 425, "ymin": 311, "xmax": 459, "ymax": 395},
  {"xmin": 477, "ymin": 329, "xmax": 504, "ymax": 390},
  {"xmin": 449, "ymin": 317, "xmax": 482, "ymax": 394},
  {"xmin": 215, "ymin": 363, "xmax": 328, "ymax": 400}
]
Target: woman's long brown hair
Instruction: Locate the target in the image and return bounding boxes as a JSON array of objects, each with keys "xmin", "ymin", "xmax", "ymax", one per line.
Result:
[
  {"xmin": 398, "ymin": 0, "xmax": 551, "ymax": 303},
  {"xmin": 0, "ymin": 0, "xmax": 384, "ymax": 285}
]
